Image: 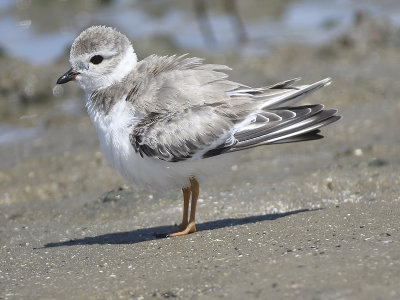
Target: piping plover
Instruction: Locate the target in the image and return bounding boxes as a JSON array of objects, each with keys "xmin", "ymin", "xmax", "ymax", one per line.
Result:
[{"xmin": 57, "ymin": 26, "xmax": 340, "ymax": 237}]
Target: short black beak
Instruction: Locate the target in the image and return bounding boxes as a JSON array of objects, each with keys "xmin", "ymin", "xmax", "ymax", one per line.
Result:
[{"xmin": 57, "ymin": 68, "xmax": 79, "ymax": 84}]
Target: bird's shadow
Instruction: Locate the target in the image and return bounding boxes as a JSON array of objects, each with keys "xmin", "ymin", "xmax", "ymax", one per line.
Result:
[{"xmin": 44, "ymin": 208, "xmax": 315, "ymax": 248}]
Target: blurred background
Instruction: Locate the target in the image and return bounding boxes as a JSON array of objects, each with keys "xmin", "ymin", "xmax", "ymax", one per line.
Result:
[
  {"xmin": 2, "ymin": 2, "xmax": 400, "ymax": 298},
  {"xmin": 1, "ymin": 0, "xmax": 400, "ymax": 208}
]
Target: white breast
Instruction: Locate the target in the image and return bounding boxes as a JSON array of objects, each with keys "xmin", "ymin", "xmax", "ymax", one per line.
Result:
[{"xmin": 87, "ymin": 99, "xmax": 139, "ymax": 176}]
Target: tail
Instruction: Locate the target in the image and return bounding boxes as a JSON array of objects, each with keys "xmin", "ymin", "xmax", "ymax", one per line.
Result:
[
  {"xmin": 229, "ymin": 77, "xmax": 332, "ymax": 109},
  {"xmin": 232, "ymin": 104, "xmax": 340, "ymax": 151},
  {"xmin": 202, "ymin": 78, "xmax": 340, "ymax": 158}
]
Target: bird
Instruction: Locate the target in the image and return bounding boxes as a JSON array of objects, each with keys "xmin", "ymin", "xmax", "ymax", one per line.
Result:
[{"xmin": 57, "ymin": 26, "xmax": 340, "ymax": 237}]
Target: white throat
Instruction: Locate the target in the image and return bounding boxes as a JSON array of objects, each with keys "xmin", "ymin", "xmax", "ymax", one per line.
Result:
[
  {"xmin": 111, "ymin": 45, "xmax": 137, "ymax": 84},
  {"xmin": 77, "ymin": 45, "xmax": 137, "ymax": 96}
]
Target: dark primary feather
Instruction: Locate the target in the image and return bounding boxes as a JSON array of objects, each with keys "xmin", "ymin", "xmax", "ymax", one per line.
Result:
[{"xmin": 230, "ymin": 105, "xmax": 339, "ymax": 150}]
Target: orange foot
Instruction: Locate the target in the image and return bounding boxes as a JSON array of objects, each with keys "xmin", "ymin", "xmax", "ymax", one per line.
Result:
[
  {"xmin": 154, "ymin": 178, "xmax": 199, "ymax": 238},
  {"xmin": 154, "ymin": 222, "xmax": 197, "ymax": 238},
  {"xmin": 168, "ymin": 221, "xmax": 197, "ymax": 237}
]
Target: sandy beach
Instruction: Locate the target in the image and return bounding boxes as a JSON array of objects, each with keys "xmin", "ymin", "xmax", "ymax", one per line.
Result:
[{"xmin": 1, "ymin": 2, "xmax": 400, "ymax": 299}]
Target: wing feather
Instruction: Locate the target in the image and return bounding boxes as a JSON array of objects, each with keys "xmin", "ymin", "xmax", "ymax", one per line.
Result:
[
  {"xmin": 129, "ymin": 104, "xmax": 237, "ymax": 162},
  {"xmin": 121, "ymin": 55, "xmax": 339, "ymax": 161}
]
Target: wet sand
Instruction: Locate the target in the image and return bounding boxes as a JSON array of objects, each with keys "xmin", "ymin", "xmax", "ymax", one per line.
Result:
[{"xmin": 1, "ymin": 19, "xmax": 400, "ymax": 299}]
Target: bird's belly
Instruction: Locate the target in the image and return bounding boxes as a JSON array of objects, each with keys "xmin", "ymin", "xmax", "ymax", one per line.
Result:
[
  {"xmin": 92, "ymin": 114, "xmax": 193, "ymax": 189},
  {"xmin": 96, "ymin": 124, "xmax": 238, "ymax": 190}
]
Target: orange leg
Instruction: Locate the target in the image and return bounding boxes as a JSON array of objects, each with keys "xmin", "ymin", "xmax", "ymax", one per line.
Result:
[
  {"xmin": 169, "ymin": 178, "xmax": 199, "ymax": 237},
  {"xmin": 178, "ymin": 187, "xmax": 191, "ymax": 230}
]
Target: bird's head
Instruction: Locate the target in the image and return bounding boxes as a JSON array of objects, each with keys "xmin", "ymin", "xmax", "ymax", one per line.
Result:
[{"xmin": 57, "ymin": 25, "xmax": 137, "ymax": 94}]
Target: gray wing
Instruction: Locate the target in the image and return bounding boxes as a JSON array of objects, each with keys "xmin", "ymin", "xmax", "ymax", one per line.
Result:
[
  {"xmin": 125, "ymin": 55, "xmax": 339, "ymax": 161},
  {"xmin": 129, "ymin": 103, "xmax": 340, "ymax": 162},
  {"xmin": 125, "ymin": 55, "xmax": 331, "ymax": 113},
  {"xmin": 129, "ymin": 103, "xmax": 239, "ymax": 162},
  {"xmin": 124, "ymin": 54, "xmax": 243, "ymax": 113}
]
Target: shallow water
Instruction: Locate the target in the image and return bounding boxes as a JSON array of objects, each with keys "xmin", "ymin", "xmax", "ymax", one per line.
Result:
[
  {"xmin": 0, "ymin": 123, "xmax": 39, "ymax": 144},
  {"xmin": 1, "ymin": 0, "xmax": 399, "ymax": 64}
]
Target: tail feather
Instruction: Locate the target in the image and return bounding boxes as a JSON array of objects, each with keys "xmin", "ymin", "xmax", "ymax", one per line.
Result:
[
  {"xmin": 231, "ymin": 105, "xmax": 340, "ymax": 152},
  {"xmin": 203, "ymin": 78, "xmax": 340, "ymax": 159},
  {"xmin": 269, "ymin": 129, "xmax": 324, "ymax": 144},
  {"xmin": 229, "ymin": 78, "xmax": 332, "ymax": 109},
  {"xmin": 262, "ymin": 78, "xmax": 332, "ymax": 108},
  {"xmin": 260, "ymin": 115, "xmax": 340, "ymax": 145},
  {"xmin": 234, "ymin": 105, "xmax": 324, "ymax": 142}
]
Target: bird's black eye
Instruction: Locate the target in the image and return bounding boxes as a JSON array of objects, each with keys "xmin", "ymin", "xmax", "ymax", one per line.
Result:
[{"xmin": 90, "ymin": 55, "xmax": 103, "ymax": 65}]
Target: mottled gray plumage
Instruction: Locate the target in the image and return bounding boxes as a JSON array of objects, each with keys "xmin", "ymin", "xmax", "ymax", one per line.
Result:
[
  {"xmin": 58, "ymin": 26, "xmax": 341, "ymax": 236},
  {"xmin": 84, "ymin": 52, "xmax": 339, "ymax": 163}
]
